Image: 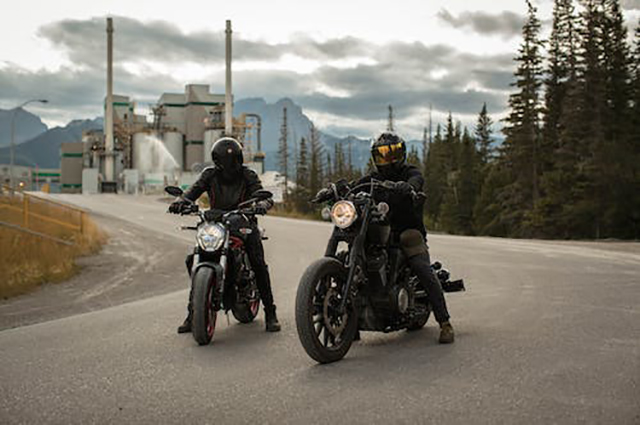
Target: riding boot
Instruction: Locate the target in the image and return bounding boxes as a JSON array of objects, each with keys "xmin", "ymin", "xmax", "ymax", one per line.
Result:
[
  {"xmin": 264, "ymin": 305, "xmax": 281, "ymax": 332},
  {"xmin": 439, "ymin": 321, "xmax": 455, "ymax": 344},
  {"xmin": 177, "ymin": 313, "xmax": 192, "ymax": 334}
]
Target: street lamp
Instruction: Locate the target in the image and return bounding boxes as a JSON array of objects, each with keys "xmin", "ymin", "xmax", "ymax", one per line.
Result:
[{"xmin": 9, "ymin": 99, "xmax": 48, "ymax": 189}]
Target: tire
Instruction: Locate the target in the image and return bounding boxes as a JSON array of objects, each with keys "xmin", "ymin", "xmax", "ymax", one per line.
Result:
[
  {"xmin": 295, "ymin": 257, "xmax": 358, "ymax": 364},
  {"xmin": 407, "ymin": 306, "xmax": 431, "ymax": 331},
  {"xmin": 191, "ymin": 267, "xmax": 218, "ymax": 345},
  {"xmin": 231, "ymin": 284, "xmax": 260, "ymax": 324}
]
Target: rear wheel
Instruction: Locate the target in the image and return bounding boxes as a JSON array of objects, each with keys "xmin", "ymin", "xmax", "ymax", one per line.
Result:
[
  {"xmin": 295, "ymin": 258, "xmax": 358, "ymax": 364},
  {"xmin": 231, "ymin": 279, "xmax": 261, "ymax": 324},
  {"xmin": 192, "ymin": 267, "xmax": 218, "ymax": 345},
  {"xmin": 407, "ymin": 304, "xmax": 431, "ymax": 331}
]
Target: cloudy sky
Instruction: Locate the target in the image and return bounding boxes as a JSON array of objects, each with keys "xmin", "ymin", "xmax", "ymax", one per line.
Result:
[{"xmin": 1, "ymin": 0, "xmax": 638, "ymax": 139}]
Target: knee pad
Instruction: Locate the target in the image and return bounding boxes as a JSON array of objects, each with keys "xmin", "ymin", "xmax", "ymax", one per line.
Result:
[{"xmin": 400, "ymin": 229, "xmax": 428, "ymax": 258}]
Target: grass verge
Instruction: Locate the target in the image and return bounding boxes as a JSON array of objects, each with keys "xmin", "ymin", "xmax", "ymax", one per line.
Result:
[{"xmin": 0, "ymin": 214, "xmax": 107, "ymax": 299}]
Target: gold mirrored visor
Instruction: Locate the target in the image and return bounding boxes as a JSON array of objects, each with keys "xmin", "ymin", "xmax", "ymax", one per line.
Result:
[{"xmin": 372, "ymin": 142, "xmax": 404, "ymax": 166}]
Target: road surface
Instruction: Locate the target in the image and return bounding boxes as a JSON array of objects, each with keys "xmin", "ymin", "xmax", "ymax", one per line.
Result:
[{"xmin": 1, "ymin": 194, "xmax": 639, "ymax": 424}]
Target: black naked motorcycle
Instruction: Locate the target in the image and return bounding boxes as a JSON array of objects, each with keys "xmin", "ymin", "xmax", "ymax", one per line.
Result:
[
  {"xmin": 165, "ymin": 186, "xmax": 272, "ymax": 345},
  {"xmin": 295, "ymin": 180, "xmax": 465, "ymax": 363}
]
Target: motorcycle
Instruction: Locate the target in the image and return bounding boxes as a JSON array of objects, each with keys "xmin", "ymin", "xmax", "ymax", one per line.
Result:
[
  {"xmin": 165, "ymin": 186, "xmax": 273, "ymax": 345},
  {"xmin": 295, "ymin": 179, "xmax": 465, "ymax": 363}
]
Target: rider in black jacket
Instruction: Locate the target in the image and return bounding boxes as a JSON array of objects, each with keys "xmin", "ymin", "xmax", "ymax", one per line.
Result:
[
  {"xmin": 169, "ymin": 137, "xmax": 281, "ymax": 333},
  {"xmin": 358, "ymin": 132, "xmax": 454, "ymax": 343}
]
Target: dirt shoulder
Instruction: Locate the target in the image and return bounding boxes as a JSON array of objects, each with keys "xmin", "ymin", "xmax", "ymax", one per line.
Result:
[{"xmin": 0, "ymin": 213, "xmax": 191, "ymax": 331}]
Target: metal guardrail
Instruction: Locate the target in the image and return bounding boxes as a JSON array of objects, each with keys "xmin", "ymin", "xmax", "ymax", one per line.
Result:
[
  {"xmin": 0, "ymin": 220, "xmax": 74, "ymax": 246},
  {"xmin": 0, "ymin": 185, "xmax": 86, "ymax": 243}
]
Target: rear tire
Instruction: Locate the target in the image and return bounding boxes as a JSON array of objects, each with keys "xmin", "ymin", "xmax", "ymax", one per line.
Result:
[
  {"xmin": 231, "ymin": 282, "xmax": 260, "ymax": 324},
  {"xmin": 295, "ymin": 257, "xmax": 358, "ymax": 364},
  {"xmin": 407, "ymin": 306, "xmax": 431, "ymax": 331},
  {"xmin": 192, "ymin": 267, "xmax": 217, "ymax": 345}
]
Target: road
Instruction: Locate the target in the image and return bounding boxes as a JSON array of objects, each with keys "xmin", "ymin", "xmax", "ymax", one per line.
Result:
[{"xmin": 1, "ymin": 194, "xmax": 639, "ymax": 424}]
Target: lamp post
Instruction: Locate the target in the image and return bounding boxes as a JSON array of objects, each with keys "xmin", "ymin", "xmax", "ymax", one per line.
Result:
[{"xmin": 9, "ymin": 99, "xmax": 48, "ymax": 189}]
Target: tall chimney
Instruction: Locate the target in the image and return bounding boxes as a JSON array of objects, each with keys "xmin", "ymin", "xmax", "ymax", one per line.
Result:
[
  {"xmin": 105, "ymin": 17, "xmax": 114, "ymax": 182},
  {"xmin": 225, "ymin": 20, "xmax": 233, "ymax": 137}
]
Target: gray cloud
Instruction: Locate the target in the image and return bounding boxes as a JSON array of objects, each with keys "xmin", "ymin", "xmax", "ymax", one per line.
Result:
[
  {"xmin": 437, "ymin": 9, "xmax": 525, "ymax": 38},
  {"xmin": 621, "ymin": 0, "xmax": 640, "ymax": 10},
  {"xmin": 2, "ymin": 16, "xmax": 517, "ymax": 135}
]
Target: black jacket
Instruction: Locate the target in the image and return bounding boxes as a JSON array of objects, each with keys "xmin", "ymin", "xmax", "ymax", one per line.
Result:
[
  {"xmin": 357, "ymin": 164, "xmax": 426, "ymax": 235},
  {"xmin": 184, "ymin": 166, "xmax": 272, "ymax": 211}
]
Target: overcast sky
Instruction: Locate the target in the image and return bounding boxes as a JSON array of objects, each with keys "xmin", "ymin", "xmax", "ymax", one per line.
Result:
[{"xmin": 1, "ymin": 0, "xmax": 638, "ymax": 139}]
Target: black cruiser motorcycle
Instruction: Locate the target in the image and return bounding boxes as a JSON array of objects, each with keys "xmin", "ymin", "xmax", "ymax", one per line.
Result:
[
  {"xmin": 295, "ymin": 180, "xmax": 465, "ymax": 363},
  {"xmin": 165, "ymin": 186, "xmax": 272, "ymax": 345}
]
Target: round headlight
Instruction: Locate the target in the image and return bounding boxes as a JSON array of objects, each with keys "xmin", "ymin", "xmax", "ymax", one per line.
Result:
[
  {"xmin": 331, "ymin": 201, "xmax": 358, "ymax": 229},
  {"xmin": 196, "ymin": 223, "xmax": 226, "ymax": 252}
]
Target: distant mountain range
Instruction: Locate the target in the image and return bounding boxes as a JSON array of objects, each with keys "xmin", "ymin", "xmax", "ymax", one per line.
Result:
[
  {"xmin": 0, "ymin": 118, "xmax": 103, "ymax": 168},
  {"xmin": 0, "ymin": 98, "xmax": 425, "ymax": 171},
  {"xmin": 0, "ymin": 108, "xmax": 48, "ymax": 147}
]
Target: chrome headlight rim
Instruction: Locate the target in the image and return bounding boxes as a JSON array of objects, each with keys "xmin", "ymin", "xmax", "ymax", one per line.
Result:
[
  {"xmin": 196, "ymin": 222, "xmax": 226, "ymax": 252},
  {"xmin": 330, "ymin": 200, "xmax": 358, "ymax": 229}
]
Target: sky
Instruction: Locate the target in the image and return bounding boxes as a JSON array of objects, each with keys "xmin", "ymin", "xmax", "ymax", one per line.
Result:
[{"xmin": 1, "ymin": 0, "xmax": 638, "ymax": 139}]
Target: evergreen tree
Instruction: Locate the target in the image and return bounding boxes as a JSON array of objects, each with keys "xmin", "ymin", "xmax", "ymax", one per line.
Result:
[
  {"xmin": 424, "ymin": 124, "xmax": 447, "ymax": 227},
  {"xmin": 293, "ymin": 137, "xmax": 311, "ymax": 212},
  {"xmin": 475, "ymin": 103, "xmax": 494, "ymax": 164},
  {"xmin": 500, "ymin": 0, "xmax": 545, "ymax": 236},
  {"xmin": 407, "ymin": 145, "xmax": 421, "ymax": 166},
  {"xmin": 543, "ymin": 0, "xmax": 577, "ymax": 172},
  {"xmin": 308, "ymin": 122, "xmax": 324, "ymax": 197}
]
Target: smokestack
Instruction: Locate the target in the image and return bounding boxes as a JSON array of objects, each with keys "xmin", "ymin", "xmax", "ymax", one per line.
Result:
[
  {"xmin": 105, "ymin": 17, "xmax": 114, "ymax": 182},
  {"xmin": 225, "ymin": 20, "xmax": 233, "ymax": 137}
]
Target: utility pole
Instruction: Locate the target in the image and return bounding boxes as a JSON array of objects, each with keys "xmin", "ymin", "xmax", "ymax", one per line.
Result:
[
  {"xmin": 104, "ymin": 17, "xmax": 115, "ymax": 185},
  {"xmin": 278, "ymin": 107, "xmax": 289, "ymax": 200},
  {"xmin": 387, "ymin": 104, "xmax": 395, "ymax": 132},
  {"xmin": 224, "ymin": 19, "xmax": 233, "ymax": 137}
]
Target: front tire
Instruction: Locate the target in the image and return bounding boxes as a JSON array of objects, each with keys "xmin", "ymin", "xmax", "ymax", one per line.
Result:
[
  {"xmin": 192, "ymin": 267, "xmax": 218, "ymax": 345},
  {"xmin": 295, "ymin": 257, "xmax": 358, "ymax": 364}
]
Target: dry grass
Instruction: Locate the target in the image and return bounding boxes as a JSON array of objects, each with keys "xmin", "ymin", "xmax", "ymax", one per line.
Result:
[{"xmin": 0, "ymin": 194, "xmax": 107, "ymax": 299}]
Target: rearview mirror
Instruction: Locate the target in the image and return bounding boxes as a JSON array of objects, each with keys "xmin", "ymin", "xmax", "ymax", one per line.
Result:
[{"xmin": 165, "ymin": 186, "xmax": 184, "ymax": 197}]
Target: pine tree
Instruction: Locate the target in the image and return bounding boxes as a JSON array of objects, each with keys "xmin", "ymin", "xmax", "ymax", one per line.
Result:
[
  {"xmin": 475, "ymin": 102, "xmax": 494, "ymax": 164},
  {"xmin": 500, "ymin": 0, "xmax": 545, "ymax": 236},
  {"xmin": 278, "ymin": 107, "xmax": 290, "ymax": 201},
  {"xmin": 293, "ymin": 136, "xmax": 310, "ymax": 212},
  {"xmin": 424, "ymin": 124, "xmax": 447, "ymax": 227},
  {"xmin": 407, "ymin": 145, "xmax": 421, "ymax": 166},
  {"xmin": 543, "ymin": 0, "xmax": 577, "ymax": 171},
  {"xmin": 308, "ymin": 122, "xmax": 324, "ymax": 197}
]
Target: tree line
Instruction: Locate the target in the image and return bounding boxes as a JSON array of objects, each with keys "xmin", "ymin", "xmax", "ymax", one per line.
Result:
[{"xmin": 278, "ymin": 0, "xmax": 639, "ymax": 239}]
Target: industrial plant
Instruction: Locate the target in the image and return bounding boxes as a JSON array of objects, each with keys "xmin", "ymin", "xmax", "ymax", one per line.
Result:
[{"xmin": 61, "ymin": 18, "xmax": 264, "ymax": 194}]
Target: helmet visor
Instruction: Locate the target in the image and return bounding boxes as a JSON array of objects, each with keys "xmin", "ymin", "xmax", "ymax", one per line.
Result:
[{"xmin": 372, "ymin": 142, "xmax": 405, "ymax": 166}]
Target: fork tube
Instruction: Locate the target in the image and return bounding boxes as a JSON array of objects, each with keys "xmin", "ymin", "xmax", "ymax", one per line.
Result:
[
  {"xmin": 339, "ymin": 202, "xmax": 371, "ymax": 313},
  {"xmin": 219, "ymin": 230, "xmax": 230, "ymax": 295}
]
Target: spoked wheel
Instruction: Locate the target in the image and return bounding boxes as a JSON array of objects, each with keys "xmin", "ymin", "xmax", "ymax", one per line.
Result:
[
  {"xmin": 192, "ymin": 267, "xmax": 218, "ymax": 345},
  {"xmin": 296, "ymin": 258, "xmax": 358, "ymax": 364},
  {"xmin": 231, "ymin": 279, "xmax": 261, "ymax": 324}
]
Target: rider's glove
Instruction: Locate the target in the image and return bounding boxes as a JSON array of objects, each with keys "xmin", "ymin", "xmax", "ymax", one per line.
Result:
[
  {"xmin": 254, "ymin": 200, "xmax": 271, "ymax": 215},
  {"xmin": 169, "ymin": 200, "xmax": 188, "ymax": 214},
  {"xmin": 394, "ymin": 181, "xmax": 414, "ymax": 198},
  {"xmin": 204, "ymin": 209, "xmax": 224, "ymax": 222}
]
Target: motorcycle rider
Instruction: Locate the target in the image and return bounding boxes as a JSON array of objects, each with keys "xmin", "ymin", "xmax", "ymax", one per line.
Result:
[
  {"xmin": 169, "ymin": 137, "xmax": 281, "ymax": 333},
  {"xmin": 358, "ymin": 132, "xmax": 454, "ymax": 343}
]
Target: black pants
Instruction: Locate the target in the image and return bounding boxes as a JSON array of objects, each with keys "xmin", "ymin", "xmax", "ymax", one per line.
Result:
[
  {"xmin": 408, "ymin": 250, "xmax": 450, "ymax": 324},
  {"xmin": 184, "ymin": 224, "xmax": 275, "ymax": 317}
]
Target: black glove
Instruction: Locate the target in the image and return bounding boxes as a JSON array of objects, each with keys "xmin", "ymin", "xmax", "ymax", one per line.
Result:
[
  {"xmin": 254, "ymin": 200, "xmax": 271, "ymax": 215},
  {"xmin": 394, "ymin": 181, "xmax": 414, "ymax": 197},
  {"xmin": 169, "ymin": 200, "xmax": 188, "ymax": 214},
  {"xmin": 204, "ymin": 209, "xmax": 224, "ymax": 222}
]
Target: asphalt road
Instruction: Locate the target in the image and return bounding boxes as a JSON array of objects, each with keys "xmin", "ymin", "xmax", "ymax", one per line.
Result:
[{"xmin": 1, "ymin": 194, "xmax": 639, "ymax": 424}]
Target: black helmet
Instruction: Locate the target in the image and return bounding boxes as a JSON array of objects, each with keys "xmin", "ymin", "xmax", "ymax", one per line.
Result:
[
  {"xmin": 211, "ymin": 137, "xmax": 244, "ymax": 180},
  {"xmin": 371, "ymin": 132, "xmax": 406, "ymax": 176}
]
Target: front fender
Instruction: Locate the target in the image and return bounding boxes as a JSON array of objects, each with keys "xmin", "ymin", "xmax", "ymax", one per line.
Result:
[{"xmin": 192, "ymin": 262, "xmax": 223, "ymax": 284}]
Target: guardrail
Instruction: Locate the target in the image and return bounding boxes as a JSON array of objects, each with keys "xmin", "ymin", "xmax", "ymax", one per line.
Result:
[{"xmin": 0, "ymin": 185, "xmax": 86, "ymax": 243}]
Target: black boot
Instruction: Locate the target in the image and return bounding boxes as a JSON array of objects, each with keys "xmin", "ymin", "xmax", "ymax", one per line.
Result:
[
  {"xmin": 264, "ymin": 305, "xmax": 281, "ymax": 332},
  {"xmin": 177, "ymin": 314, "xmax": 192, "ymax": 334}
]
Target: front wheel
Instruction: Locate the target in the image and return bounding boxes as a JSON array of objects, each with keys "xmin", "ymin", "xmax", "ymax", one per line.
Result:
[
  {"xmin": 191, "ymin": 267, "xmax": 218, "ymax": 345},
  {"xmin": 295, "ymin": 258, "xmax": 358, "ymax": 364}
]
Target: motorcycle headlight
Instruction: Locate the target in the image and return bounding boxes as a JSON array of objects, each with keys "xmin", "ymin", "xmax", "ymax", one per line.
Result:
[
  {"xmin": 331, "ymin": 201, "xmax": 358, "ymax": 229},
  {"xmin": 196, "ymin": 223, "xmax": 226, "ymax": 252}
]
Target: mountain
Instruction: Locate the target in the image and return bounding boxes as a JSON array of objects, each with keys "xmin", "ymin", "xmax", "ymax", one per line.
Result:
[
  {"xmin": 0, "ymin": 118, "xmax": 103, "ymax": 168},
  {"xmin": 234, "ymin": 98, "xmax": 424, "ymax": 171},
  {"xmin": 0, "ymin": 108, "xmax": 48, "ymax": 147}
]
